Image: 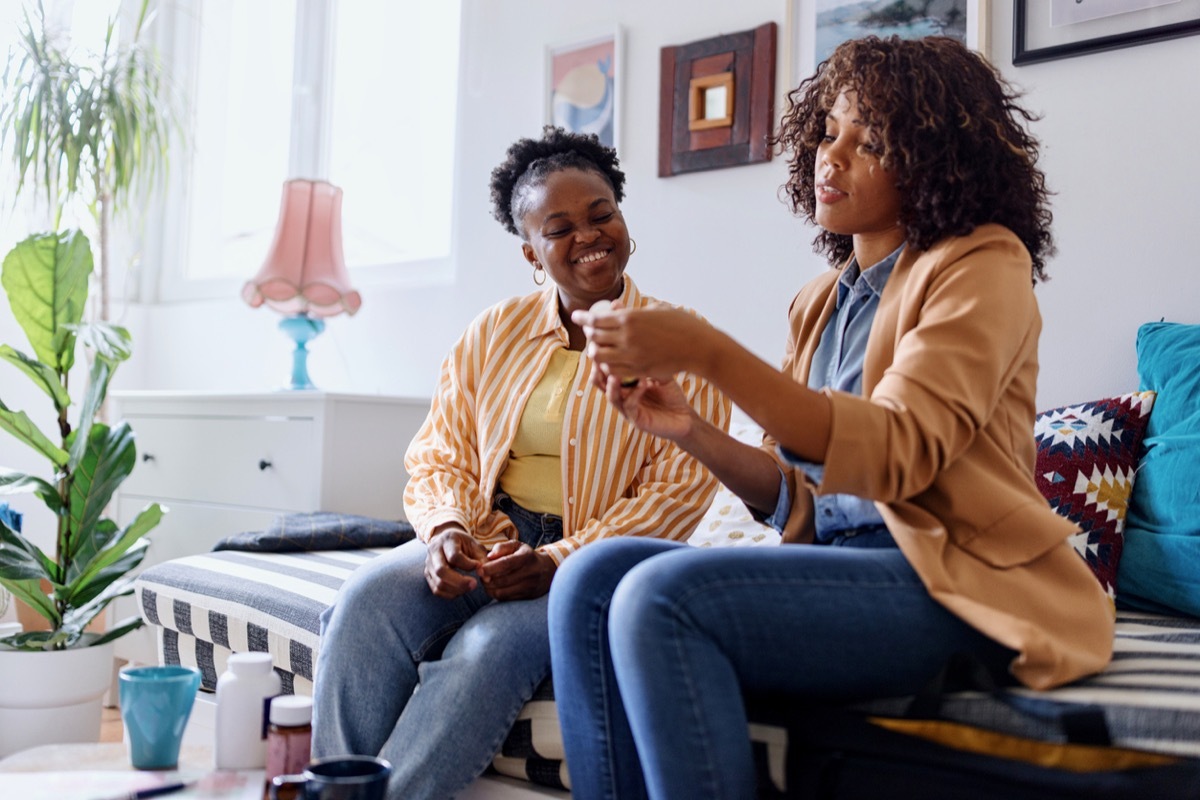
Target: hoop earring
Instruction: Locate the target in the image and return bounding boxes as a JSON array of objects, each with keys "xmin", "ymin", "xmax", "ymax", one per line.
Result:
[
  {"xmin": 629, "ymin": 238, "xmax": 638, "ymax": 256},
  {"xmin": 533, "ymin": 265, "xmax": 547, "ymax": 286}
]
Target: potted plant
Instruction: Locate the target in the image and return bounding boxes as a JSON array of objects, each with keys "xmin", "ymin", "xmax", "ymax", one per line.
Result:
[
  {"xmin": 0, "ymin": 228, "xmax": 163, "ymax": 756},
  {"xmin": 0, "ymin": 0, "xmax": 176, "ymax": 323}
]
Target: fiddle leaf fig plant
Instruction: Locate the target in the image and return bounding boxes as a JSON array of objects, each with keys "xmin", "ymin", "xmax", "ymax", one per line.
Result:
[{"xmin": 0, "ymin": 229, "xmax": 163, "ymax": 651}]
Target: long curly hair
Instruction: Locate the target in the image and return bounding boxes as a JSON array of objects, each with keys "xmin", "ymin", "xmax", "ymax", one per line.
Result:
[
  {"xmin": 774, "ymin": 36, "xmax": 1054, "ymax": 281},
  {"xmin": 489, "ymin": 125, "xmax": 626, "ymax": 238}
]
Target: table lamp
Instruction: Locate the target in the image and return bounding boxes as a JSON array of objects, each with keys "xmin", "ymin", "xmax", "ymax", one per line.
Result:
[{"xmin": 242, "ymin": 179, "xmax": 361, "ymax": 390}]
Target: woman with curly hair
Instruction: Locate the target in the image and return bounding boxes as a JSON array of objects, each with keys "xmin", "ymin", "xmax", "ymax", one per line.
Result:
[
  {"xmin": 550, "ymin": 36, "xmax": 1111, "ymax": 799},
  {"xmin": 311, "ymin": 126, "xmax": 728, "ymax": 799}
]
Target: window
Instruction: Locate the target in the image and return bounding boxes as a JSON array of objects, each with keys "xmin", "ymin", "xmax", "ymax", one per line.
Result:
[{"xmin": 155, "ymin": 0, "xmax": 461, "ymax": 300}]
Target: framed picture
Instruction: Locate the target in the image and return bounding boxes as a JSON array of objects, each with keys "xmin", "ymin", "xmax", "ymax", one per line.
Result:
[
  {"xmin": 545, "ymin": 29, "xmax": 622, "ymax": 152},
  {"xmin": 658, "ymin": 22, "xmax": 777, "ymax": 177},
  {"xmin": 1013, "ymin": 0, "xmax": 1200, "ymax": 65},
  {"xmin": 786, "ymin": 0, "xmax": 990, "ymax": 88}
]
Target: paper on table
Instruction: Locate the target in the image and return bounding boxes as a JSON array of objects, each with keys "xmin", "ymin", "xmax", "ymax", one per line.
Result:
[{"xmin": 0, "ymin": 769, "xmax": 264, "ymax": 800}]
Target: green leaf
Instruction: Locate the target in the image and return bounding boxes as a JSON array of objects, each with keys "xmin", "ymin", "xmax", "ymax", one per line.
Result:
[
  {"xmin": 64, "ymin": 538, "xmax": 148, "ymax": 609},
  {"xmin": 67, "ymin": 356, "xmax": 114, "ymax": 471},
  {"xmin": 0, "ymin": 515, "xmax": 57, "ymax": 582},
  {"xmin": 60, "ymin": 575, "xmax": 135, "ymax": 638},
  {"xmin": 0, "ymin": 344, "xmax": 70, "ymax": 409},
  {"xmin": 0, "ymin": 398, "xmax": 68, "ymax": 466},
  {"xmin": 88, "ymin": 615, "xmax": 144, "ymax": 647},
  {"xmin": 0, "ymin": 230, "xmax": 92, "ymax": 371},
  {"xmin": 0, "ymin": 629, "xmax": 71, "ymax": 652},
  {"xmin": 62, "ymin": 322, "xmax": 131, "ymax": 471},
  {"xmin": 68, "ymin": 502, "xmax": 161, "ymax": 589},
  {"xmin": 0, "ymin": 468, "xmax": 63, "ymax": 513},
  {"xmin": 64, "ymin": 423, "xmax": 138, "ymax": 576},
  {"xmin": 0, "ymin": 578, "xmax": 57, "ymax": 631},
  {"xmin": 72, "ymin": 322, "xmax": 132, "ymax": 364}
]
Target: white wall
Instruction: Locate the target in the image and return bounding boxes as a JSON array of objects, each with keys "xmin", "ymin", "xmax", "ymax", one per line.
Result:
[
  {"xmin": 993, "ymin": 3, "xmax": 1200, "ymax": 406},
  {"xmin": 6, "ymin": 0, "xmax": 1200, "ymax": 422}
]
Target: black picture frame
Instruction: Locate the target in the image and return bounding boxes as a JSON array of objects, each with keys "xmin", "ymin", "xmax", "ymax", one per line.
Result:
[{"xmin": 1014, "ymin": 0, "xmax": 1200, "ymax": 66}]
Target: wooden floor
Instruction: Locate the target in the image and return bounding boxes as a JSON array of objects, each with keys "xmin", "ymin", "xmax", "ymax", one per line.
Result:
[{"xmin": 100, "ymin": 707, "xmax": 123, "ymax": 744}]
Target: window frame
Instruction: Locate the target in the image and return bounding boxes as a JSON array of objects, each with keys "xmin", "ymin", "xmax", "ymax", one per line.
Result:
[{"xmin": 145, "ymin": 0, "xmax": 460, "ymax": 305}]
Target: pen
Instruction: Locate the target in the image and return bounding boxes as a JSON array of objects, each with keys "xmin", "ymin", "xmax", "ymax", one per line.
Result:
[{"xmin": 98, "ymin": 780, "xmax": 194, "ymax": 800}]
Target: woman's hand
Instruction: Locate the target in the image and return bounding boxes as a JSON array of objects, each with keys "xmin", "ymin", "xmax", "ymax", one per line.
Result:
[
  {"xmin": 476, "ymin": 541, "xmax": 557, "ymax": 601},
  {"xmin": 604, "ymin": 375, "xmax": 697, "ymax": 443},
  {"xmin": 572, "ymin": 304, "xmax": 713, "ymax": 384},
  {"xmin": 424, "ymin": 527, "xmax": 487, "ymax": 598}
]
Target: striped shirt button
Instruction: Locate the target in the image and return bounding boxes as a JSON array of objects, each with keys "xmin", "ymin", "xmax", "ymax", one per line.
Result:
[{"xmin": 569, "ymin": 438, "xmax": 577, "ymax": 447}]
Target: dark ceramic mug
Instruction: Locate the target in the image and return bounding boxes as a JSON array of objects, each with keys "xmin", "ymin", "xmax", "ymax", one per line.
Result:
[{"xmin": 270, "ymin": 755, "xmax": 392, "ymax": 800}]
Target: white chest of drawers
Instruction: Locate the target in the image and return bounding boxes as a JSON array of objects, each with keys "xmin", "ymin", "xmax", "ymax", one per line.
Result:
[{"xmin": 108, "ymin": 390, "xmax": 431, "ymax": 666}]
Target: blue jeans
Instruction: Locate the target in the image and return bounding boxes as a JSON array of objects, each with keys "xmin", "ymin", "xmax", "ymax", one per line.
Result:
[
  {"xmin": 312, "ymin": 496, "xmax": 562, "ymax": 800},
  {"xmin": 548, "ymin": 538, "xmax": 1017, "ymax": 800}
]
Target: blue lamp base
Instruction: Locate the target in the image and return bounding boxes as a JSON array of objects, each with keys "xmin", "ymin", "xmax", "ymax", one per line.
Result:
[{"xmin": 278, "ymin": 314, "xmax": 326, "ymax": 390}]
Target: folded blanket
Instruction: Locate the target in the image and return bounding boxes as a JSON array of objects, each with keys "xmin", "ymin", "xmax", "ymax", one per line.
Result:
[{"xmin": 213, "ymin": 512, "xmax": 415, "ymax": 553}]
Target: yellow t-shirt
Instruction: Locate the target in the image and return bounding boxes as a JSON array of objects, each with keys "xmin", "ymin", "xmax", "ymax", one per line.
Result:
[{"xmin": 496, "ymin": 348, "xmax": 580, "ymax": 515}]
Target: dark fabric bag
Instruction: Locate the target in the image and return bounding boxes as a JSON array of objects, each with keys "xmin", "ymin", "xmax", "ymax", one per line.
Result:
[
  {"xmin": 770, "ymin": 706, "xmax": 1200, "ymax": 800},
  {"xmin": 749, "ymin": 654, "xmax": 1200, "ymax": 800}
]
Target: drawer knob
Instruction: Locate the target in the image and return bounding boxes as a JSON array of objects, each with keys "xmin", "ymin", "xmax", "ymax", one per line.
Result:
[
  {"xmin": 142, "ymin": 453, "xmax": 156, "ymax": 463},
  {"xmin": 258, "ymin": 459, "xmax": 273, "ymax": 471}
]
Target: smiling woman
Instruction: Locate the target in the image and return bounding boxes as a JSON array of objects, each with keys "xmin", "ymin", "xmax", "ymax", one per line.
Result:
[
  {"xmin": 308, "ymin": 126, "xmax": 730, "ymax": 798},
  {"xmin": 516, "ymin": 168, "xmax": 631, "ymax": 346}
]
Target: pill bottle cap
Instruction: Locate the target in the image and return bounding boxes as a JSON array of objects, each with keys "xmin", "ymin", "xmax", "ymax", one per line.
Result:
[
  {"xmin": 270, "ymin": 694, "xmax": 313, "ymax": 727},
  {"xmin": 228, "ymin": 652, "xmax": 273, "ymax": 674}
]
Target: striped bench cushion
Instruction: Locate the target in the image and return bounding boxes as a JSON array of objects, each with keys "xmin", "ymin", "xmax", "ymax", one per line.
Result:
[
  {"xmin": 134, "ymin": 546, "xmax": 786, "ymax": 792},
  {"xmin": 135, "ymin": 547, "xmax": 1200, "ymax": 794}
]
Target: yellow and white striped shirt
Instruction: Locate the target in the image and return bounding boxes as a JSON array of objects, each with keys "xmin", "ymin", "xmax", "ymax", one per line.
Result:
[{"xmin": 403, "ymin": 277, "xmax": 731, "ymax": 565}]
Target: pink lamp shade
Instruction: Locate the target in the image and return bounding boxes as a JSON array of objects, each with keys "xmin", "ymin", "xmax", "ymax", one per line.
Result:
[{"xmin": 242, "ymin": 179, "xmax": 362, "ymax": 318}]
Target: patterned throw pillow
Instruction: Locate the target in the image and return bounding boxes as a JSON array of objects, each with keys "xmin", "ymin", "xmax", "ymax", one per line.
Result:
[{"xmin": 1034, "ymin": 391, "xmax": 1156, "ymax": 599}]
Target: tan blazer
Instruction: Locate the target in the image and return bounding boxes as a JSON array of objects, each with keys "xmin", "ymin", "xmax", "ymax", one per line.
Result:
[{"xmin": 773, "ymin": 224, "xmax": 1113, "ymax": 690}]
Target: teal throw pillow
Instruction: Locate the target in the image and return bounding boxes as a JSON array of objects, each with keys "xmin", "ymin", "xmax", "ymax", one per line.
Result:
[{"xmin": 1116, "ymin": 322, "xmax": 1200, "ymax": 617}]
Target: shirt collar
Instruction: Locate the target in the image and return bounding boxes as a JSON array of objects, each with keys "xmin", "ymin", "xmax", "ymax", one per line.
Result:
[
  {"xmin": 529, "ymin": 276, "xmax": 639, "ymax": 341},
  {"xmin": 836, "ymin": 243, "xmax": 905, "ymax": 307}
]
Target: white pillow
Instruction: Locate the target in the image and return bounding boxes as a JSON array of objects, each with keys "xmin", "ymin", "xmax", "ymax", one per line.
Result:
[{"xmin": 687, "ymin": 417, "xmax": 781, "ymax": 549}]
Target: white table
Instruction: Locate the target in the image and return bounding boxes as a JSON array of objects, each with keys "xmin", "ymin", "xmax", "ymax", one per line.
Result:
[{"xmin": 0, "ymin": 741, "xmax": 265, "ymax": 799}]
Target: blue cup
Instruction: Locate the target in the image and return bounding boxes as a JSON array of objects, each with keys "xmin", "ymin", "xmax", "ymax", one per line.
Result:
[{"xmin": 119, "ymin": 665, "xmax": 202, "ymax": 770}]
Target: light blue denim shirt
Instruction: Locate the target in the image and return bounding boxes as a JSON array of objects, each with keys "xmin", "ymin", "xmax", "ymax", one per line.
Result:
[{"xmin": 763, "ymin": 244, "xmax": 904, "ymax": 542}]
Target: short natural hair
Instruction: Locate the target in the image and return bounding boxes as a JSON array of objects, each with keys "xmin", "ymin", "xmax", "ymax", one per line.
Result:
[
  {"xmin": 774, "ymin": 36, "xmax": 1054, "ymax": 281},
  {"xmin": 489, "ymin": 125, "xmax": 625, "ymax": 238}
]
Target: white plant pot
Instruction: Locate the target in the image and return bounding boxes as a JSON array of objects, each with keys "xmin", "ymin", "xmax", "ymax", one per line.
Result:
[{"xmin": 0, "ymin": 640, "xmax": 114, "ymax": 759}]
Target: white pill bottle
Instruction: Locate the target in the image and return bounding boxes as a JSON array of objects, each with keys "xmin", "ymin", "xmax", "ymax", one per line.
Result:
[{"xmin": 215, "ymin": 652, "xmax": 282, "ymax": 770}]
